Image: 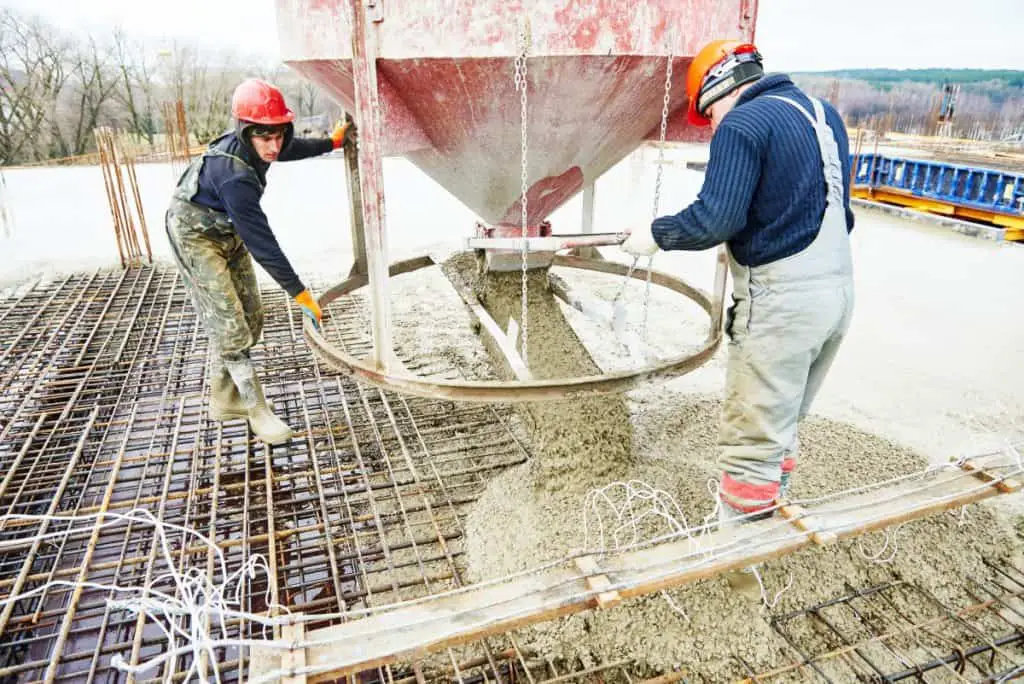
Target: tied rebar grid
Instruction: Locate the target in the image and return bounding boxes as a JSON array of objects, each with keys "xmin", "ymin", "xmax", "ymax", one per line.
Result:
[
  {"xmin": 738, "ymin": 560, "xmax": 1024, "ymax": 682},
  {"xmin": 3, "ymin": 266, "xmax": 1023, "ymax": 684},
  {"xmin": 0, "ymin": 265, "xmax": 532, "ymax": 683}
]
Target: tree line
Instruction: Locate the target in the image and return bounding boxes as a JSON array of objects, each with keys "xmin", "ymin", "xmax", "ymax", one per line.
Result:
[
  {"xmin": 2, "ymin": 7, "xmax": 1021, "ymax": 166},
  {"xmin": 794, "ymin": 72, "xmax": 1024, "ymax": 141},
  {"xmin": 0, "ymin": 9, "xmax": 343, "ymax": 165}
]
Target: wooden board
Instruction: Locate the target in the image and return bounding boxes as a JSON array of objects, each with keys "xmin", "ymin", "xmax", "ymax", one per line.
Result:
[{"xmin": 248, "ymin": 454, "xmax": 1021, "ymax": 683}]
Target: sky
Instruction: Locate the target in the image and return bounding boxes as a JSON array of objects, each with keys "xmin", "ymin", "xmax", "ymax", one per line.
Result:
[{"xmin": 0, "ymin": 0, "xmax": 1021, "ymax": 72}]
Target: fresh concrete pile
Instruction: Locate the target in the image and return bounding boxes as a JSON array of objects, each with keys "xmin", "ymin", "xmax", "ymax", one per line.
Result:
[
  {"xmin": 464, "ymin": 395, "xmax": 1021, "ymax": 678},
  {"xmin": 423, "ymin": 256, "xmax": 1023, "ymax": 679}
]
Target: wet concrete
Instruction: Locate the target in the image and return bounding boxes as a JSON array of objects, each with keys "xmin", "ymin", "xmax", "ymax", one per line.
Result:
[{"xmin": 441, "ymin": 252, "xmax": 635, "ymax": 491}]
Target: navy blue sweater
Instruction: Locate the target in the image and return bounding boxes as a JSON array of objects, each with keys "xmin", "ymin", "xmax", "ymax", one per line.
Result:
[
  {"xmin": 192, "ymin": 131, "xmax": 333, "ymax": 297},
  {"xmin": 651, "ymin": 74, "xmax": 854, "ymax": 266}
]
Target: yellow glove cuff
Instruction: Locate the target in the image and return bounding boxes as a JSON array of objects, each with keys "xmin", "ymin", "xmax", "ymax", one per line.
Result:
[
  {"xmin": 295, "ymin": 289, "xmax": 318, "ymax": 309},
  {"xmin": 330, "ymin": 121, "xmax": 349, "ymax": 148}
]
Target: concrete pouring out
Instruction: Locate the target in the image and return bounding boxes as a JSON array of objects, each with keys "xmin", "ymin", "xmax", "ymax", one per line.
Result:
[{"xmin": 441, "ymin": 253, "xmax": 636, "ymax": 490}]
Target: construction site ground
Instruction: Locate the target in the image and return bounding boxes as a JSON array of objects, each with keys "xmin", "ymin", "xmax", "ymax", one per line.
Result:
[{"xmin": 1, "ymin": 145, "xmax": 1023, "ymax": 682}]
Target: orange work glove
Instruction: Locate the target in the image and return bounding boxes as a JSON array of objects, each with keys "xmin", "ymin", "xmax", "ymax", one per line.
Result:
[
  {"xmin": 330, "ymin": 116, "xmax": 357, "ymax": 150},
  {"xmin": 294, "ymin": 289, "xmax": 322, "ymax": 330}
]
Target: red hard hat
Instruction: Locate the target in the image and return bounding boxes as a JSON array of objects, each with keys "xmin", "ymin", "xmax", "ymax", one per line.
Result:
[
  {"xmin": 686, "ymin": 40, "xmax": 763, "ymax": 127},
  {"xmin": 231, "ymin": 78, "xmax": 294, "ymax": 125}
]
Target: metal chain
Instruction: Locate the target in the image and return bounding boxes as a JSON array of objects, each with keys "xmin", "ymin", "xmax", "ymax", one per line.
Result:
[
  {"xmin": 514, "ymin": 20, "xmax": 531, "ymax": 365},
  {"xmin": 643, "ymin": 43, "xmax": 674, "ymax": 339}
]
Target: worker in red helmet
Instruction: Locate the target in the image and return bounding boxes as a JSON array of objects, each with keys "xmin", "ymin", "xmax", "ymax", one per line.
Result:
[
  {"xmin": 166, "ymin": 77, "xmax": 356, "ymax": 445},
  {"xmin": 621, "ymin": 41, "xmax": 856, "ymax": 524}
]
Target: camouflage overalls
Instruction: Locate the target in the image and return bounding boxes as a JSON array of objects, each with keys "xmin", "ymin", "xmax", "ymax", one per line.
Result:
[{"xmin": 165, "ymin": 149, "xmax": 265, "ymax": 405}]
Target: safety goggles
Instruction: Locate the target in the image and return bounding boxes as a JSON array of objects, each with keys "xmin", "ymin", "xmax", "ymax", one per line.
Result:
[{"xmin": 247, "ymin": 123, "xmax": 289, "ymax": 138}]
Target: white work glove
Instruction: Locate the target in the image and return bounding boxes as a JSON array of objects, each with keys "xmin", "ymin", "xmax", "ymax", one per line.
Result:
[{"xmin": 620, "ymin": 223, "xmax": 660, "ymax": 257}]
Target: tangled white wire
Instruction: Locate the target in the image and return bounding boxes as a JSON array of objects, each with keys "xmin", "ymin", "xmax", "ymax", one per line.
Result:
[
  {"xmin": 582, "ymin": 480, "xmax": 693, "ymax": 551},
  {"xmin": 855, "ymin": 523, "xmax": 906, "ymax": 564},
  {"xmin": 582, "ymin": 479, "xmax": 719, "ymax": 620},
  {"xmin": 579, "ymin": 477, "xmax": 796, "ymax": 615},
  {"xmin": 0, "ymin": 508, "xmax": 290, "ymax": 684},
  {"xmin": 749, "ymin": 566, "xmax": 794, "ymax": 611}
]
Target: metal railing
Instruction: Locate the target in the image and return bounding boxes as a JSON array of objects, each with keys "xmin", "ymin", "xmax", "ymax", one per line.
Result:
[{"xmin": 850, "ymin": 153, "xmax": 1024, "ymax": 218}]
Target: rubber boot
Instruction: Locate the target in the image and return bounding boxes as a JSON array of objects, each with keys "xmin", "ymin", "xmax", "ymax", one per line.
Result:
[
  {"xmin": 779, "ymin": 471, "xmax": 792, "ymax": 499},
  {"xmin": 245, "ymin": 375, "xmax": 293, "ymax": 445},
  {"xmin": 718, "ymin": 499, "xmax": 769, "ymax": 597},
  {"xmin": 209, "ymin": 365, "xmax": 249, "ymax": 422}
]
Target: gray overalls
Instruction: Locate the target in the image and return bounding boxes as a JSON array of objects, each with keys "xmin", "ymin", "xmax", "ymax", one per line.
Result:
[
  {"xmin": 165, "ymin": 149, "xmax": 265, "ymax": 404},
  {"xmin": 718, "ymin": 96, "xmax": 856, "ymax": 512}
]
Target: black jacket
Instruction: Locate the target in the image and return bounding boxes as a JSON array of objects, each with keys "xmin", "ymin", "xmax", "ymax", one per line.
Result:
[{"xmin": 190, "ymin": 129, "xmax": 333, "ymax": 296}]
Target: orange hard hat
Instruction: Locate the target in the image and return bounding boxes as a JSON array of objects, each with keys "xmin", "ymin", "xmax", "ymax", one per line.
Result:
[
  {"xmin": 686, "ymin": 40, "xmax": 763, "ymax": 126},
  {"xmin": 231, "ymin": 78, "xmax": 295, "ymax": 125}
]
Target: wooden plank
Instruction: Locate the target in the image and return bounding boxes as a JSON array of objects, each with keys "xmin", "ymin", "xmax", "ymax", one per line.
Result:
[
  {"xmin": 959, "ymin": 459, "xmax": 1023, "ymax": 494},
  {"xmin": 574, "ymin": 556, "xmax": 621, "ymax": 608},
  {"xmin": 265, "ymin": 453, "xmax": 1020, "ymax": 683},
  {"xmin": 818, "ymin": 465, "xmax": 1016, "ymax": 538},
  {"xmin": 776, "ymin": 503, "xmax": 837, "ymax": 546},
  {"xmin": 281, "ymin": 621, "xmax": 308, "ymax": 684},
  {"xmin": 301, "ymin": 566, "xmax": 584, "ymax": 682}
]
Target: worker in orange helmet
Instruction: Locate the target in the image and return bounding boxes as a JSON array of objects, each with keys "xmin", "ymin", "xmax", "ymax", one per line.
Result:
[
  {"xmin": 165, "ymin": 78, "xmax": 356, "ymax": 445},
  {"xmin": 621, "ymin": 40, "xmax": 856, "ymax": 525}
]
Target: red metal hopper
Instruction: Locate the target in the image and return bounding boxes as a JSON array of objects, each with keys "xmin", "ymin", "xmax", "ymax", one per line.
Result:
[{"xmin": 275, "ymin": 0, "xmax": 758, "ymax": 228}]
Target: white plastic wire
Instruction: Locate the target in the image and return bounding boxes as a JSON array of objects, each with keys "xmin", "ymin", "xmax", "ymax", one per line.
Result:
[
  {"xmin": 855, "ymin": 523, "xmax": 905, "ymax": 564},
  {"xmin": 750, "ymin": 566, "xmax": 794, "ymax": 611},
  {"xmin": 0, "ymin": 508, "xmax": 290, "ymax": 684}
]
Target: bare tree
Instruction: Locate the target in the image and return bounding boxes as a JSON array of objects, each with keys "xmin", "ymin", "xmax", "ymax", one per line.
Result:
[
  {"xmin": 50, "ymin": 34, "xmax": 121, "ymax": 157},
  {"xmin": 111, "ymin": 30, "xmax": 158, "ymax": 146},
  {"xmin": 0, "ymin": 10, "xmax": 69, "ymax": 163},
  {"xmin": 294, "ymin": 78, "xmax": 320, "ymax": 119},
  {"xmin": 156, "ymin": 42, "xmax": 242, "ymax": 144}
]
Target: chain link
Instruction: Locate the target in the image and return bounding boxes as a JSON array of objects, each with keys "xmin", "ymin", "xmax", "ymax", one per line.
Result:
[
  {"xmin": 642, "ymin": 43, "xmax": 674, "ymax": 339},
  {"xmin": 514, "ymin": 20, "xmax": 531, "ymax": 365},
  {"xmin": 653, "ymin": 47, "xmax": 673, "ymax": 221}
]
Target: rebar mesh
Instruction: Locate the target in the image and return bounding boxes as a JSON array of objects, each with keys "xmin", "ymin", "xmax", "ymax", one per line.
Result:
[
  {"xmin": 0, "ymin": 266, "xmax": 528, "ymax": 682},
  {"xmin": 2, "ymin": 265, "xmax": 1022, "ymax": 684}
]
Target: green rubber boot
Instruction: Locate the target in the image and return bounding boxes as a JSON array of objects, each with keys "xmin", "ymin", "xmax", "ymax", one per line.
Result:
[
  {"xmin": 244, "ymin": 375, "xmax": 293, "ymax": 446},
  {"xmin": 209, "ymin": 365, "xmax": 249, "ymax": 421}
]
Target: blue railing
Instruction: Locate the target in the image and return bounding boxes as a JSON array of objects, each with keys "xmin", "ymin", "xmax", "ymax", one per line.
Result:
[{"xmin": 849, "ymin": 153, "xmax": 1024, "ymax": 217}]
